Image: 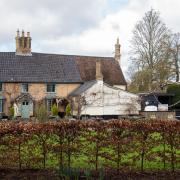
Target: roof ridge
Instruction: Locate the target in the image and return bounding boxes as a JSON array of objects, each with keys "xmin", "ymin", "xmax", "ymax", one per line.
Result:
[{"xmin": 0, "ymin": 51, "xmax": 114, "ymax": 59}]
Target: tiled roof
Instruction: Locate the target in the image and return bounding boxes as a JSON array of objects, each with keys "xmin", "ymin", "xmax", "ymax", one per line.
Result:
[
  {"xmin": 0, "ymin": 52, "xmax": 82, "ymax": 83},
  {"xmin": 69, "ymin": 80, "xmax": 97, "ymax": 96},
  {"xmin": 0, "ymin": 52, "xmax": 126, "ymax": 85},
  {"xmin": 75, "ymin": 56, "xmax": 127, "ymax": 85},
  {"xmin": 70, "ymin": 80, "xmax": 128, "ymax": 96}
]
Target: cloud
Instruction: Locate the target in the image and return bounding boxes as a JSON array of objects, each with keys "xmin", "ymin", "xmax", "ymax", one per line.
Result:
[{"xmin": 0, "ymin": 0, "xmax": 106, "ymax": 45}]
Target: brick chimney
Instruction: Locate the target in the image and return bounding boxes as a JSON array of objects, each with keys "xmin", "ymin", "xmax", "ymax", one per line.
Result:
[
  {"xmin": 96, "ymin": 61, "xmax": 103, "ymax": 81},
  {"xmin": 15, "ymin": 30, "xmax": 32, "ymax": 56},
  {"xmin": 114, "ymin": 37, "xmax": 121, "ymax": 62}
]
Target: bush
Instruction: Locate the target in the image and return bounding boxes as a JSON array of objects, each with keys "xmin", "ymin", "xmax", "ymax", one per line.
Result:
[
  {"xmin": 0, "ymin": 120, "xmax": 179, "ymax": 172},
  {"xmin": 65, "ymin": 104, "xmax": 71, "ymax": 117},
  {"xmin": 35, "ymin": 102, "xmax": 48, "ymax": 122},
  {"xmin": 51, "ymin": 104, "xmax": 58, "ymax": 116},
  {"xmin": 9, "ymin": 106, "xmax": 14, "ymax": 117},
  {"xmin": 167, "ymin": 83, "xmax": 180, "ymax": 108}
]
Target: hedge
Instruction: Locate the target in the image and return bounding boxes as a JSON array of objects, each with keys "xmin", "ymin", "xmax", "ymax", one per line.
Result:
[{"xmin": 0, "ymin": 119, "xmax": 179, "ymax": 172}]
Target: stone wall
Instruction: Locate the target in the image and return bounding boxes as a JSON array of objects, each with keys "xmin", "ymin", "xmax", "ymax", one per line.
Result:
[
  {"xmin": 140, "ymin": 111, "xmax": 176, "ymax": 120},
  {"xmin": 2, "ymin": 83, "xmax": 81, "ymax": 115}
]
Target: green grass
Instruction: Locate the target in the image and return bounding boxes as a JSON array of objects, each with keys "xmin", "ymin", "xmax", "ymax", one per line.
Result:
[{"xmin": 0, "ymin": 132, "xmax": 179, "ymax": 171}]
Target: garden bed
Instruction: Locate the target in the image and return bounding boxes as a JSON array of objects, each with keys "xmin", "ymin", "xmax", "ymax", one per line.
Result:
[{"xmin": 0, "ymin": 168, "xmax": 180, "ymax": 180}]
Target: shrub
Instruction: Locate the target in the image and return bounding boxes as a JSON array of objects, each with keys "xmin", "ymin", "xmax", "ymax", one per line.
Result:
[
  {"xmin": 51, "ymin": 104, "xmax": 58, "ymax": 116},
  {"xmin": 167, "ymin": 83, "xmax": 180, "ymax": 108},
  {"xmin": 35, "ymin": 102, "xmax": 48, "ymax": 122},
  {"xmin": 0, "ymin": 120, "xmax": 179, "ymax": 172},
  {"xmin": 9, "ymin": 106, "xmax": 14, "ymax": 117},
  {"xmin": 65, "ymin": 104, "xmax": 71, "ymax": 117}
]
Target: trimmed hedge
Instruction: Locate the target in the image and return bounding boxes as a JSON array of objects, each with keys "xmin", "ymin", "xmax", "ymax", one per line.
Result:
[{"xmin": 0, "ymin": 120, "xmax": 179, "ymax": 172}]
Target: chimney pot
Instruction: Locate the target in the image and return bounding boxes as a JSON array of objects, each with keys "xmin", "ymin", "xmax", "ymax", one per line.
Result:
[
  {"xmin": 22, "ymin": 30, "xmax": 24, "ymax": 37},
  {"xmin": 15, "ymin": 30, "xmax": 32, "ymax": 56},
  {"xmin": 16, "ymin": 29, "xmax": 19, "ymax": 37},
  {"xmin": 27, "ymin": 32, "xmax": 30, "ymax": 37},
  {"xmin": 114, "ymin": 37, "xmax": 121, "ymax": 63}
]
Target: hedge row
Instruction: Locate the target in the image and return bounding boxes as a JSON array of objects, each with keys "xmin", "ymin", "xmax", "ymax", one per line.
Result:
[{"xmin": 0, "ymin": 119, "xmax": 179, "ymax": 172}]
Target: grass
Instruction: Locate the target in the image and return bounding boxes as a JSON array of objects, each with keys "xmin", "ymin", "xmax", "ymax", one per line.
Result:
[{"xmin": 0, "ymin": 132, "xmax": 179, "ymax": 171}]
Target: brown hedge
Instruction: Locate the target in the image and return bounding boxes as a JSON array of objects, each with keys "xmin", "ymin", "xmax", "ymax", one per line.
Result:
[{"xmin": 0, "ymin": 119, "xmax": 179, "ymax": 172}]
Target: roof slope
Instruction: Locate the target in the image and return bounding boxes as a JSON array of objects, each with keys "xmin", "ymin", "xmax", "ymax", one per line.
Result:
[
  {"xmin": 70, "ymin": 80, "xmax": 97, "ymax": 96},
  {"xmin": 0, "ymin": 52, "xmax": 82, "ymax": 83},
  {"xmin": 0, "ymin": 52, "xmax": 126, "ymax": 85},
  {"xmin": 75, "ymin": 56, "xmax": 126, "ymax": 85},
  {"xmin": 70, "ymin": 80, "xmax": 131, "ymax": 97}
]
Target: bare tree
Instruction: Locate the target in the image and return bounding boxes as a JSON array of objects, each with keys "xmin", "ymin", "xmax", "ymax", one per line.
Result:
[
  {"xmin": 170, "ymin": 33, "xmax": 180, "ymax": 82},
  {"xmin": 130, "ymin": 9, "xmax": 171, "ymax": 91}
]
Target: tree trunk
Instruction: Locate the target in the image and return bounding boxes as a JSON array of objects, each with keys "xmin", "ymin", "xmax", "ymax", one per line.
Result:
[
  {"xmin": 170, "ymin": 142, "xmax": 175, "ymax": 172},
  {"xmin": 59, "ymin": 137, "xmax": 63, "ymax": 169},
  {"xmin": 42, "ymin": 140, "xmax": 46, "ymax": 169},
  {"xmin": 163, "ymin": 133, "xmax": 166, "ymax": 169},
  {"xmin": 175, "ymin": 48, "xmax": 179, "ymax": 82},
  {"xmin": 95, "ymin": 141, "xmax": 99, "ymax": 171},
  {"xmin": 141, "ymin": 148, "xmax": 145, "ymax": 172},
  {"xmin": 18, "ymin": 142, "xmax": 21, "ymax": 169},
  {"xmin": 67, "ymin": 138, "xmax": 71, "ymax": 170},
  {"xmin": 117, "ymin": 142, "xmax": 120, "ymax": 173},
  {"xmin": 141, "ymin": 136, "xmax": 146, "ymax": 172}
]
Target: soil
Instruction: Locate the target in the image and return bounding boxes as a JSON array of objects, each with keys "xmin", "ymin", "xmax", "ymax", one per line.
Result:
[{"xmin": 0, "ymin": 168, "xmax": 179, "ymax": 180}]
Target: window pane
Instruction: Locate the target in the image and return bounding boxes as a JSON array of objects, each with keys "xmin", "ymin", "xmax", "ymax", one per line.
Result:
[
  {"xmin": 22, "ymin": 83, "xmax": 28, "ymax": 92},
  {"xmin": 0, "ymin": 83, "xmax": 2, "ymax": 92},
  {"xmin": 47, "ymin": 84, "xmax": 55, "ymax": 92},
  {"xmin": 0, "ymin": 100, "xmax": 3, "ymax": 112},
  {"xmin": 47, "ymin": 99, "xmax": 52, "ymax": 111}
]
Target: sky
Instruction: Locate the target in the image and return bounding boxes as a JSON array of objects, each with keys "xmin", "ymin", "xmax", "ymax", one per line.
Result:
[{"xmin": 0, "ymin": 0, "xmax": 180, "ymax": 78}]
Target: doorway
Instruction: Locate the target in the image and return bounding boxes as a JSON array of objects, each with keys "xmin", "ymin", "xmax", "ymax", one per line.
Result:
[{"xmin": 21, "ymin": 101, "xmax": 30, "ymax": 118}]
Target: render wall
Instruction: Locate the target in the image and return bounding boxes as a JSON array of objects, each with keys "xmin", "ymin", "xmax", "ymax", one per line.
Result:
[{"xmin": 80, "ymin": 81, "xmax": 140, "ymax": 116}]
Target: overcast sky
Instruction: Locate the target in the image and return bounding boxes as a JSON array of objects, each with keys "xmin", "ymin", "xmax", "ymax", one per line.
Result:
[{"xmin": 0, "ymin": 0, "xmax": 180, "ymax": 78}]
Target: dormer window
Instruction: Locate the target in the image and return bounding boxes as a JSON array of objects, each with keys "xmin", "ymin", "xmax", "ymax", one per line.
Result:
[
  {"xmin": 21, "ymin": 83, "xmax": 28, "ymax": 93},
  {"xmin": 47, "ymin": 83, "xmax": 56, "ymax": 93}
]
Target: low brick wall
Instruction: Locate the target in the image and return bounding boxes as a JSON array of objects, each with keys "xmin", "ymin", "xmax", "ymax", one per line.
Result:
[{"xmin": 140, "ymin": 111, "xmax": 175, "ymax": 120}]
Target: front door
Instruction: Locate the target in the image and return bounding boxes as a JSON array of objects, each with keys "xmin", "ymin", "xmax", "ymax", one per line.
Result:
[{"xmin": 21, "ymin": 101, "xmax": 30, "ymax": 118}]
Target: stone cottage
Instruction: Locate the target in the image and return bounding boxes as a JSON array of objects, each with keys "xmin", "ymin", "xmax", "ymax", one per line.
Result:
[{"xmin": 0, "ymin": 30, "xmax": 126, "ymax": 118}]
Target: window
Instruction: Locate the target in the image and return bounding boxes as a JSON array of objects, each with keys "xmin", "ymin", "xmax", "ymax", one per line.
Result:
[
  {"xmin": 0, "ymin": 99, "xmax": 3, "ymax": 112},
  {"xmin": 46, "ymin": 99, "xmax": 53, "ymax": 112},
  {"xmin": 0, "ymin": 83, "xmax": 2, "ymax": 92},
  {"xmin": 22, "ymin": 101, "xmax": 29, "ymax": 105},
  {"xmin": 21, "ymin": 83, "xmax": 28, "ymax": 93},
  {"xmin": 47, "ymin": 83, "xmax": 56, "ymax": 93}
]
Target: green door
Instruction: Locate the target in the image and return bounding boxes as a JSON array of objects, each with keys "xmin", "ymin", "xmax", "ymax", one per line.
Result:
[{"xmin": 21, "ymin": 101, "xmax": 30, "ymax": 119}]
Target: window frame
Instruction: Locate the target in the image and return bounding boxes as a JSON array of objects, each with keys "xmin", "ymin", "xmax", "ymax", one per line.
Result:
[
  {"xmin": 21, "ymin": 83, "xmax": 28, "ymax": 93},
  {"xmin": 0, "ymin": 83, "xmax": 2, "ymax": 92},
  {"xmin": 46, "ymin": 83, "xmax": 56, "ymax": 93},
  {"xmin": 0, "ymin": 99, "xmax": 3, "ymax": 113},
  {"xmin": 46, "ymin": 99, "xmax": 53, "ymax": 112}
]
